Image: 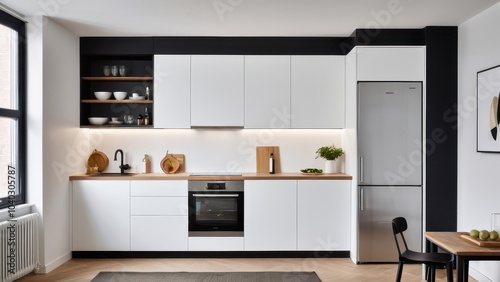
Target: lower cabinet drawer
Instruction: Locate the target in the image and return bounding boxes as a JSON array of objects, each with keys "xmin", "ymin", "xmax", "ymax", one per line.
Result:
[
  {"xmin": 131, "ymin": 197, "xmax": 188, "ymax": 216},
  {"xmin": 188, "ymin": 237, "xmax": 244, "ymax": 251},
  {"xmin": 131, "ymin": 216, "xmax": 188, "ymax": 251}
]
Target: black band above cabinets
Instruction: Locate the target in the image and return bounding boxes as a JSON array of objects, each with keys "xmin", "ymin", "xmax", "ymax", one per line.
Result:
[{"xmin": 152, "ymin": 36, "xmax": 355, "ymax": 55}]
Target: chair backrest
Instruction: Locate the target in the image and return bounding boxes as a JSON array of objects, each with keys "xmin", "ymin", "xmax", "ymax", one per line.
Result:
[{"xmin": 392, "ymin": 217, "xmax": 410, "ymax": 256}]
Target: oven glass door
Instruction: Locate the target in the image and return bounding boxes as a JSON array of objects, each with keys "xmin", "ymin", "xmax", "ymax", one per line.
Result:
[{"xmin": 189, "ymin": 191, "xmax": 244, "ymax": 232}]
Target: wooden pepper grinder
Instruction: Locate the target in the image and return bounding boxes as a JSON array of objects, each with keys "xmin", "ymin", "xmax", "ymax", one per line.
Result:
[{"xmin": 142, "ymin": 154, "xmax": 151, "ymax": 174}]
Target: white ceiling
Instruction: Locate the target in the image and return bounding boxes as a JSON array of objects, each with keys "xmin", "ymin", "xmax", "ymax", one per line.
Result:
[{"xmin": 1, "ymin": 0, "xmax": 500, "ymax": 37}]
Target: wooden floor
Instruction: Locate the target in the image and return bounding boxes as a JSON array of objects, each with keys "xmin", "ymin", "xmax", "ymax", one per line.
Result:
[{"xmin": 16, "ymin": 258, "xmax": 477, "ymax": 282}]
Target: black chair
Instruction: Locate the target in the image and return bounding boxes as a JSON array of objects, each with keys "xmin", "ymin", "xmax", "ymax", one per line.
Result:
[{"xmin": 392, "ymin": 217, "xmax": 454, "ymax": 282}]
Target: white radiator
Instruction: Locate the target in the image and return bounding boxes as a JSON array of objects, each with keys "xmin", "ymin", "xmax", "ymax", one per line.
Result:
[{"xmin": 0, "ymin": 213, "xmax": 39, "ymax": 282}]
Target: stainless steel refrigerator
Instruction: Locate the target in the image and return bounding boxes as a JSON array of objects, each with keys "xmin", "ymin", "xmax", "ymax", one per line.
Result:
[{"xmin": 357, "ymin": 82, "xmax": 423, "ymax": 263}]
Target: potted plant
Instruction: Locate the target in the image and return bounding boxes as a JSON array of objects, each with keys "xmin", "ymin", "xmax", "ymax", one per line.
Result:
[{"xmin": 316, "ymin": 145, "xmax": 344, "ymax": 173}]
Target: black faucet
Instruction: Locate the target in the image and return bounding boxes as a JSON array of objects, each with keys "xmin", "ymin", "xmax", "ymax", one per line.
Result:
[{"xmin": 114, "ymin": 149, "xmax": 130, "ymax": 174}]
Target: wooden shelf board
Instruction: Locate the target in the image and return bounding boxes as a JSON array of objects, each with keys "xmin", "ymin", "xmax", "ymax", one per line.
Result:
[
  {"xmin": 82, "ymin": 77, "xmax": 153, "ymax": 81},
  {"xmin": 80, "ymin": 125, "xmax": 154, "ymax": 129},
  {"xmin": 81, "ymin": 99, "xmax": 153, "ymax": 104}
]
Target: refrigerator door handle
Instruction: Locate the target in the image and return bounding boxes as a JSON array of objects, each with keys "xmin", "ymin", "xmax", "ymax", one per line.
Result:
[
  {"xmin": 359, "ymin": 156, "xmax": 364, "ymax": 183},
  {"xmin": 360, "ymin": 187, "xmax": 364, "ymax": 211}
]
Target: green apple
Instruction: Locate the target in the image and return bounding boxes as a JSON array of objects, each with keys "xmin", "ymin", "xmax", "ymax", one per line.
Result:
[
  {"xmin": 490, "ymin": 230, "xmax": 499, "ymax": 241},
  {"xmin": 470, "ymin": 229, "xmax": 480, "ymax": 238},
  {"xmin": 479, "ymin": 230, "xmax": 490, "ymax": 240}
]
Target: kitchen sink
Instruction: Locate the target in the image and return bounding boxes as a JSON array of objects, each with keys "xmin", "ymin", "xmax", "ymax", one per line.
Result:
[{"xmin": 91, "ymin": 173, "xmax": 138, "ymax": 177}]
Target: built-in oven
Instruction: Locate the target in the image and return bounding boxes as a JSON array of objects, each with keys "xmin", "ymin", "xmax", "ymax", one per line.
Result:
[{"xmin": 188, "ymin": 180, "xmax": 244, "ymax": 237}]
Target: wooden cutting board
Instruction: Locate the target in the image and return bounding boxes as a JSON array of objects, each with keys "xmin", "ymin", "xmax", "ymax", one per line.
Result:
[
  {"xmin": 256, "ymin": 146, "xmax": 281, "ymax": 173},
  {"xmin": 160, "ymin": 154, "xmax": 185, "ymax": 173},
  {"xmin": 461, "ymin": 234, "xmax": 500, "ymax": 247}
]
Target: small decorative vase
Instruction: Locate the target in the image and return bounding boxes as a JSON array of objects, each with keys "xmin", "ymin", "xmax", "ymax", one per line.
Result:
[{"xmin": 324, "ymin": 160, "xmax": 337, "ymax": 173}]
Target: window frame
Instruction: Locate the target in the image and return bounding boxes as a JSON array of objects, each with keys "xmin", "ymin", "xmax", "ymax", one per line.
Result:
[{"xmin": 0, "ymin": 9, "xmax": 26, "ymax": 210}]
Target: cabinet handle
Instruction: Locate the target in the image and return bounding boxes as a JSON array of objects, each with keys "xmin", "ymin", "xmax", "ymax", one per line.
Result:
[
  {"xmin": 359, "ymin": 156, "xmax": 364, "ymax": 183},
  {"xmin": 360, "ymin": 188, "xmax": 364, "ymax": 211},
  {"xmin": 192, "ymin": 194, "xmax": 239, "ymax": 198}
]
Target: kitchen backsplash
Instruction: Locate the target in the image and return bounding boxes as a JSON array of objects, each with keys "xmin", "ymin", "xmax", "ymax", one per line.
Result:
[{"xmin": 82, "ymin": 128, "xmax": 344, "ymax": 174}]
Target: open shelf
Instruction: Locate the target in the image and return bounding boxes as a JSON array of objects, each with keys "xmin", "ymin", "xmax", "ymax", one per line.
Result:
[
  {"xmin": 81, "ymin": 125, "xmax": 154, "ymax": 129},
  {"xmin": 82, "ymin": 77, "xmax": 153, "ymax": 81},
  {"xmin": 80, "ymin": 53, "xmax": 154, "ymax": 128},
  {"xmin": 82, "ymin": 99, "xmax": 153, "ymax": 104}
]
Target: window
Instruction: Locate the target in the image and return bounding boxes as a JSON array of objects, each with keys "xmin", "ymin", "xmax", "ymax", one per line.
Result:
[{"xmin": 0, "ymin": 9, "xmax": 26, "ymax": 210}]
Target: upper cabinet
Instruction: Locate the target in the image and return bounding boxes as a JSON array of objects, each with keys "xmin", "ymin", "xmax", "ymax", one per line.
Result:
[
  {"xmin": 80, "ymin": 56, "xmax": 154, "ymax": 128},
  {"xmin": 80, "ymin": 38, "xmax": 154, "ymax": 128},
  {"xmin": 245, "ymin": 55, "xmax": 346, "ymax": 129},
  {"xmin": 356, "ymin": 47, "xmax": 425, "ymax": 81},
  {"xmin": 190, "ymin": 55, "xmax": 245, "ymax": 127},
  {"xmin": 244, "ymin": 56, "xmax": 291, "ymax": 129},
  {"xmin": 81, "ymin": 36, "xmax": 348, "ymax": 129},
  {"xmin": 291, "ymin": 56, "xmax": 346, "ymax": 129},
  {"xmin": 154, "ymin": 55, "xmax": 191, "ymax": 128}
]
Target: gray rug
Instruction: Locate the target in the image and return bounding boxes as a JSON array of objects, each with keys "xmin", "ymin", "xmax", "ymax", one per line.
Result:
[{"xmin": 91, "ymin": 271, "xmax": 322, "ymax": 282}]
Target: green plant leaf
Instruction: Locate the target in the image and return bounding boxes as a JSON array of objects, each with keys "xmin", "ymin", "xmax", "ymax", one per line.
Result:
[{"xmin": 315, "ymin": 145, "xmax": 344, "ymax": 160}]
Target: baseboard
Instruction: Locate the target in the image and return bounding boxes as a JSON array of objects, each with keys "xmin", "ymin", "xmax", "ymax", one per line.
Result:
[
  {"xmin": 72, "ymin": 251, "xmax": 350, "ymax": 259},
  {"xmin": 469, "ymin": 266, "xmax": 493, "ymax": 282},
  {"xmin": 36, "ymin": 252, "xmax": 72, "ymax": 274}
]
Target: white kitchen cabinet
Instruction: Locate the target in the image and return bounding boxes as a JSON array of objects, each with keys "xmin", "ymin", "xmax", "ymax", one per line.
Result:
[
  {"xmin": 191, "ymin": 55, "xmax": 244, "ymax": 127},
  {"xmin": 291, "ymin": 55, "xmax": 345, "ymax": 128},
  {"xmin": 244, "ymin": 56, "xmax": 291, "ymax": 128},
  {"xmin": 356, "ymin": 47, "xmax": 425, "ymax": 81},
  {"xmin": 130, "ymin": 180, "xmax": 188, "ymax": 251},
  {"xmin": 154, "ymin": 55, "xmax": 191, "ymax": 128},
  {"xmin": 297, "ymin": 180, "xmax": 351, "ymax": 251},
  {"xmin": 72, "ymin": 180, "xmax": 130, "ymax": 251},
  {"xmin": 130, "ymin": 180, "xmax": 187, "ymax": 197},
  {"xmin": 131, "ymin": 216, "xmax": 188, "ymax": 251},
  {"xmin": 244, "ymin": 180, "xmax": 297, "ymax": 250},
  {"xmin": 131, "ymin": 197, "xmax": 188, "ymax": 216}
]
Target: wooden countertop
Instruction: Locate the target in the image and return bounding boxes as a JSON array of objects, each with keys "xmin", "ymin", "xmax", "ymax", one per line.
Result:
[{"xmin": 69, "ymin": 172, "xmax": 352, "ymax": 181}]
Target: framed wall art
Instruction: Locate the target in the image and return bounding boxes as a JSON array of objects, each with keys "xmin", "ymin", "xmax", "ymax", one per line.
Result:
[{"xmin": 477, "ymin": 64, "xmax": 500, "ymax": 152}]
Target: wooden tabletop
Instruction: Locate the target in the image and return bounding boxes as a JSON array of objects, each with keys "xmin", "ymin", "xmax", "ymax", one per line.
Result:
[{"xmin": 425, "ymin": 232, "xmax": 500, "ymax": 256}]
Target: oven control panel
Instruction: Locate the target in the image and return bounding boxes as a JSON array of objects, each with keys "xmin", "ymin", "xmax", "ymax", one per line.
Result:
[
  {"xmin": 188, "ymin": 180, "xmax": 244, "ymax": 192},
  {"xmin": 207, "ymin": 183, "xmax": 225, "ymax": 190}
]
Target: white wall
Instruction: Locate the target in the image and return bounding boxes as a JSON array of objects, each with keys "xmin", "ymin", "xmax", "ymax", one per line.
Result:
[
  {"xmin": 459, "ymin": 2, "xmax": 500, "ymax": 281},
  {"xmin": 86, "ymin": 128, "xmax": 344, "ymax": 174},
  {"xmin": 26, "ymin": 14, "xmax": 45, "ymax": 272},
  {"xmin": 41, "ymin": 18, "xmax": 80, "ymax": 272},
  {"xmin": 26, "ymin": 16, "xmax": 80, "ymax": 273}
]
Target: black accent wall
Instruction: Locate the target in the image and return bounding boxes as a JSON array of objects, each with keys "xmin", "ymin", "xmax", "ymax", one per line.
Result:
[
  {"xmin": 424, "ymin": 27, "xmax": 458, "ymax": 232},
  {"xmin": 153, "ymin": 37, "xmax": 355, "ymax": 55},
  {"xmin": 80, "ymin": 37, "xmax": 153, "ymax": 55},
  {"xmin": 351, "ymin": 28, "xmax": 425, "ymax": 46}
]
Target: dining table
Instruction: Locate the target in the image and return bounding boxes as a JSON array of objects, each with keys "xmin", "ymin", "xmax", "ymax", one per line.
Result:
[{"xmin": 425, "ymin": 232, "xmax": 500, "ymax": 282}]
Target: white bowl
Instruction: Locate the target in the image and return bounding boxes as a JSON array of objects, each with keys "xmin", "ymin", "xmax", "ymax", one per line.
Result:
[
  {"xmin": 94, "ymin": 91, "xmax": 112, "ymax": 100},
  {"xmin": 113, "ymin": 91, "xmax": 127, "ymax": 100},
  {"xmin": 88, "ymin": 117, "xmax": 108, "ymax": 125}
]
